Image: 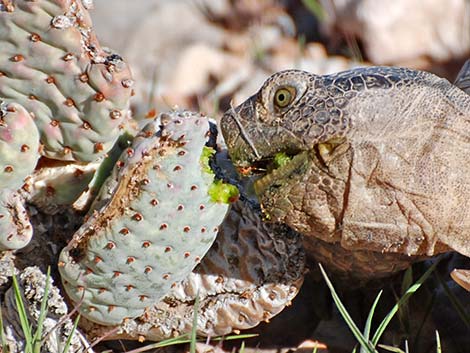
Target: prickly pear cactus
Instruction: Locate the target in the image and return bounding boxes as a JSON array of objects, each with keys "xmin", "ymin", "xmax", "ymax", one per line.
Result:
[
  {"xmin": 0, "ymin": 102, "xmax": 39, "ymax": 250},
  {"xmin": 82, "ymin": 200, "xmax": 305, "ymax": 341},
  {"xmin": 0, "ymin": 102, "xmax": 39, "ymax": 190},
  {"xmin": 59, "ymin": 111, "xmax": 237, "ymax": 325},
  {"xmin": 0, "ymin": 0, "xmax": 133, "ymax": 162}
]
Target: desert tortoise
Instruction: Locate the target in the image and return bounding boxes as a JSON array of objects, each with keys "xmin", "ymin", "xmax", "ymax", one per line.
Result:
[{"xmin": 221, "ymin": 64, "xmax": 470, "ymax": 280}]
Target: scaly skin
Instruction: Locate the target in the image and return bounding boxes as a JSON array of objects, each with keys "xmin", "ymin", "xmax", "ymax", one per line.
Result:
[{"xmin": 222, "ymin": 67, "xmax": 470, "ymax": 278}]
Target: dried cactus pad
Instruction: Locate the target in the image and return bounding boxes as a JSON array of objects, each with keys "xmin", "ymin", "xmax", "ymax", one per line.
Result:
[
  {"xmin": 0, "ymin": 190, "xmax": 33, "ymax": 251},
  {"xmin": 0, "ymin": 0, "xmax": 133, "ymax": 162},
  {"xmin": 59, "ymin": 111, "xmax": 235, "ymax": 325}
]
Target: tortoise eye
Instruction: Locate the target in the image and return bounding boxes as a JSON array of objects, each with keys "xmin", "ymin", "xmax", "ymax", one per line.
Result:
[{"xmin": 274, "ymin": 87, "xmax": 295, "ymax": 108}]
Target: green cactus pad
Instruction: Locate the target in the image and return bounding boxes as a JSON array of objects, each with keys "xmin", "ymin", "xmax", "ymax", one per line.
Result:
[
  {"xmin": 0, "ymin": 102, "xmax": 40, "ymax": 190},
  {"xmin": 59, "ymin": 111, "xmax": 232, "ymax": 325},
  {"xmin": 0, "ymin": 0, "xmax": 133, "ymax": 162}
]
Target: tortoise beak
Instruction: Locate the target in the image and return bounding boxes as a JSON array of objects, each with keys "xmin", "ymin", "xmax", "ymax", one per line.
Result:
[{"xmin": 220, "ymin": 99, "xmax": 261, "ymax": 167}]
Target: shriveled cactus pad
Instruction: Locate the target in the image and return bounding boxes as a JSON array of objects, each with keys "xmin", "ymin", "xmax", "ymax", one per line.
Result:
[{"xmin": 59, "ymin": 112, "xmax": 233, "ymax": 325}]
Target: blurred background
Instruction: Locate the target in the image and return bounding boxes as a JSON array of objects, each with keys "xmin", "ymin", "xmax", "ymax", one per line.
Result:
[{"xmin": 90, "ymin": 0, "xmax": 470, "ymax": 120}]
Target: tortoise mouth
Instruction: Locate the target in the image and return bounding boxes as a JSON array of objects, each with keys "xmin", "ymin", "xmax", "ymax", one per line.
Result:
[{"xmin": 238, "ymin": 150, "xmax": 310, "ymax": 195}]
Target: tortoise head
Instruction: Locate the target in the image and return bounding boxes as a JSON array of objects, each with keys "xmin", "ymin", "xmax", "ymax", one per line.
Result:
[{"xmin": 221, "ymin": 70, "xmax": 318, "ymax": 168}]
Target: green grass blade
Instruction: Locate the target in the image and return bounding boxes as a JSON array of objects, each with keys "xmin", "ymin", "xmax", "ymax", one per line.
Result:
[
  {"xmin": 211, "ymin": 334, "xmax": 258, "ymax": 342},
  {"xmin": 127, "ymin": 333, "xmax": 259, "ymax": 353},
  {"xmin": 32, "ymin": 267, "xmax": 51, "ymax": 353},
  {"xmin": 190, "ymin": 293, "xmax": 200, "ymax": 353},
  {"xmin": 312, "ymin": 343, "xmax": 318, "ymax": 353},
  {"xmin": 301, "ymin": 0, "xmax": 325, "ymax": 20},
  {"xmin": 61, "ymin": 314, "xmax": 80, "ymax": 353},
  {"xmin": 125, "ymin": 334, "xmax": 192, "ymax": 353},
  {"xmin": 435, "ymin": 271, "xmax": 470, "ymax": 328},
  {"xmin": 318, "ymin": 264, "xmax": 377, "ymax": 353},
  {"xmin": 0, "ymin": 304, "xmax": 9, "ymax": 353},
  {"xmin": 377, "ymin": 344, "xmax": 406, "ymax": 353},
  {"xmin": 371, "ymin": 261, "xmax": 438, "ymax": 346},
  {"xmin": 411, "ymin": 291, "xmax": 436, "ymax": 353},
  {"xmin": 11, "ymin": 273, "xmax": 33, "ymax": 351},
  {"xmin": 239, "ymin": 340, "xmax": 245, "ymax": 353},
  {"xmin": 398, "ymin": 268, "xmax": 413, "ymax": 332},
  {"xmin": 401, "ymin": 268, "xmax": 413, "ymax": 296},
  {"xmin": 435, "ymin": 330, "xmax": 441, "ymax": 353},
  {"xmin": 360, "ymin": 290, "xmax": 383, "ymax": 353}
]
